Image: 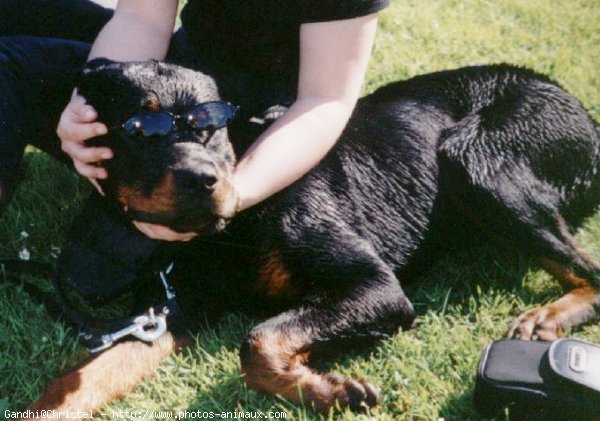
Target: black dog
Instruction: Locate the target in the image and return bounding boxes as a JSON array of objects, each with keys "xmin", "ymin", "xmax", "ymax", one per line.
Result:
[{"xmin": 28, "ymin": 60, "xmax": 600, "ymax": 414}]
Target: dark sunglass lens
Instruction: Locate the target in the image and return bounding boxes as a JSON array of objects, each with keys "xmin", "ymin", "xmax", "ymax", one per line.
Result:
[
  {"xmin": 122, "ymin": 117, "xmax": 144, "ymax": 136},
  {"xmin": 187, "ymin": 102, "xmax": 238, "ymax": 130},
  {"xmin": 123, "ymin": 112, "xmax": 173, "ymax": 137}
]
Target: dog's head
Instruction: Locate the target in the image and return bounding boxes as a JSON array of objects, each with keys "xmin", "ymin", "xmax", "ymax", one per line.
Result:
[{"xmin": 77, "ymin": 59, "xmax": 238, "ymax": 233}]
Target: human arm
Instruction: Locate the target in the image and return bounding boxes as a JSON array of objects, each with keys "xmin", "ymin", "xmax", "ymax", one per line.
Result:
[
  {"xmin": 233, "ymin": 13, "xmax": 379, "ymax": 209},
  {"xmin": 133, "ymin": 13, "xmax": 379, "ymax": 240},
  {"xmin": 58, "ymin": 0, "xmax": 178, "ymax": 180}
]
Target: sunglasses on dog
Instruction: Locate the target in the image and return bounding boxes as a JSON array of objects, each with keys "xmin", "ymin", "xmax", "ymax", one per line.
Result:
[{"xmin": 114, "ymin": 101, "xmax": 238, "ymax": 141}]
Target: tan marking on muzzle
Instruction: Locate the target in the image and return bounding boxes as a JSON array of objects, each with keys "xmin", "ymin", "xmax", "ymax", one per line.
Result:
[
  {"xmin": 210, "ymin": 170, "xmax": 239, "ymax": 219},
  {"xmin": 116, "ymin": 171, "xmax": 178, "ymax": 215}
]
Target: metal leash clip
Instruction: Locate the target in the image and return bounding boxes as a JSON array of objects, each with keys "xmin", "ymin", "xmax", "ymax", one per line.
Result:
[
  {"xmin": 81, "ymin": 261, "xmax": 177, "ymax": 353},
  {"xmin": 131, "ymin": 307, "xmax": 168, "ymax": 342},
  {"xmin": 86, "ymin": 307, "xmax": 169, "ymax": 353}
]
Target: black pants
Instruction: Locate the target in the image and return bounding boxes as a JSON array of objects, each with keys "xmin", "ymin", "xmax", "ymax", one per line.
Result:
[
  {"xmin": 0, "ymin": 0, "xmax": 293, "ymax": 205},
  {"xmin": 0, "ymin": 0, "xmax": 114, "ymax": 202}
]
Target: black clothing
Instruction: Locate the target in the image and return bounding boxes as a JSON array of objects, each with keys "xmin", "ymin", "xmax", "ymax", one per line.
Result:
[
  {"xmin": 0, "ymin": 0, "xmax": 388, "ymax": 203},
  {"xmin": 0, "ymin": 0, "xmax": 113, "ymax": 43},
  {"xmin": 180, "ymin": 0, "xmax": 389, "ymax": 113},
  {"xmin": 182, "ymin": 0, "xmax": 389, "ymax": 26}
]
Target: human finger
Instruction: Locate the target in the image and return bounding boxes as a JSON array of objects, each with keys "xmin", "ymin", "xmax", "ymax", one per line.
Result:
[
  {"xmin": 73, "ymin": 160, "xmax": 108, "ymax": 179},
  {"xmin": 62, "ymin": 141, "xmax": 112, "ymax": 164}
]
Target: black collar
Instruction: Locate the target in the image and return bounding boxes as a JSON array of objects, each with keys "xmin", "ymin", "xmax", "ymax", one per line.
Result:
[
  {"xmin": 72, "ymin": 262, "xmax": 183, "ymax": 353},
  {"xmin": 0, "ymin": 259, "xmax": 184, "ymax": 353}
]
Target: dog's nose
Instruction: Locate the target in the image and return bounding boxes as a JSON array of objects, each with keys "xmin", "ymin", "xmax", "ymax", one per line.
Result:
[{"xmin": 174, "ymin": 169, "xmax": 218, "ymax": 194}]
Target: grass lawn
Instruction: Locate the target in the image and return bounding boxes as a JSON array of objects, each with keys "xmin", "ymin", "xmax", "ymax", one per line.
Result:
[{"xmin": 1, "ymin": 0, "xmax": 599, "ymax": 419}]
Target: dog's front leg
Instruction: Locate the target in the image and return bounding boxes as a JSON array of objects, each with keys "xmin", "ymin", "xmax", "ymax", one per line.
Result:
[
  {"xmin": 241, "ymin": 243, "xmax": 415, "ymax": 413},
  {"xmin": 24, "ymin": 333, "xmax": 179, "ymax": 420}
]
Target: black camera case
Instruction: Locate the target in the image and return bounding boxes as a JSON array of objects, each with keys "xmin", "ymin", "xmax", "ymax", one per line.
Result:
[{"xmin": 474, "ymin": 338, "xmax": 600, "ymax": 419}]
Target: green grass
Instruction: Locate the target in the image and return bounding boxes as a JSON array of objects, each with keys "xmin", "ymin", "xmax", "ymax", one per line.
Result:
[{"xmin": 1, "ymin": 0, "xmax": 600, "ymax": 419}]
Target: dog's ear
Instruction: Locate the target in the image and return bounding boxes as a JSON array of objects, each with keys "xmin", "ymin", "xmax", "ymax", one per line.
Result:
[
  {"xmin": 76, "ymin": 57, "xmax": 123, "ymax": 95},
  {"xmin": 76, "ymin": 58, "xmax": 145, "ymax": 123},
  {"xmin": 84, "ymin": 57, "xmax": 119, "ymax": 71}
]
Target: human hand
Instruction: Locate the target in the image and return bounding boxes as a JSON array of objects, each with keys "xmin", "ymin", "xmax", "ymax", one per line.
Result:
[
  {"xmin": 132, "ymin": 221, "xmax": 198, "ymax": 242},
  {"xmin": 57, "ymin": 91, "xmax": 112, "ymax": 193}
]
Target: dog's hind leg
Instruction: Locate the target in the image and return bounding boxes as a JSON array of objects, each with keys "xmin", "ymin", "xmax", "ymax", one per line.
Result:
[
  {"xmin": 240, "ymin": 241, "xmax": 415, "ymax": 413},
  {"xmin": 439, "ymin": 100, "xmax": 600, "ymax": 340},
  {"xmin": 25, "ymin": 333, "xmax": 181, "ymax": 419},
  {"xmin": 507, "ymin": 256, "xmax": 600, "ymax": 340},
  {"xmin": 507, "ymin": 216, "xmax": 600, "ymax": 341},
  {"xmin": 452, "ymin": 171, "xmax": 600, "ymax": 339}
]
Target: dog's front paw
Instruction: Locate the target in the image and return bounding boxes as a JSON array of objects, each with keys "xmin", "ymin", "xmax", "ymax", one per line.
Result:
[
  {"xmin": 325, "ymin": 374, "xmax": 379, "ymax": 412},
  {"xmin": 508, "ymin": 305, "xmax": 565, "ymax": 341}
]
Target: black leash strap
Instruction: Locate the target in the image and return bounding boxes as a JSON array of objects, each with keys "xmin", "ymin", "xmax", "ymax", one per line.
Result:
[{"xmin": 0, "ymin": 259, "xmax": 182, "ymax": 353}]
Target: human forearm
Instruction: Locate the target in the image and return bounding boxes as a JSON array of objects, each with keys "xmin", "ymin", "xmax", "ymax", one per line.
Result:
[
  {"xmin": 232, "ymin": 97, "xmax": 353, "ymax": 209},
  {"xmin": 88, "ymin": 0, "xmax": 177, "ymax": 61},
  {"xmin": 232, "ymin": 14, "xmax": 378, "ymax": 210}
]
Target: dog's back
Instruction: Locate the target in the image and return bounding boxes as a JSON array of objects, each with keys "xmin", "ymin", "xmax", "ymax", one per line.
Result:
[{"xmin": 261, "ymin": 64, "xmax": 600, "ymax": 274}]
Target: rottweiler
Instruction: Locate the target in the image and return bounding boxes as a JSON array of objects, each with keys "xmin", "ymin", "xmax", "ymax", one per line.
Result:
[{"xmin": 28, "ymin": 59, "xmax": 600, "ymax": 414}]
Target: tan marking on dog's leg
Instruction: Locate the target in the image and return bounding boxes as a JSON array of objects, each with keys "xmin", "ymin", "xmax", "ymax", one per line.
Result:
[
  {"xmin": 241, "ymin": 331, "xmax": 378, "ymax": 412},
  {"xmin": 509, "ymin": 258, "xmax": 600, "ymax": 341},
  {"xmin": 257, "ymin": 250, "xmax": 293, "ymax": 298},
  {"xmin": 536, "ymin": 256, "xmax": 591, "ymax": 290},
  {"xmin": 25, "ymin": 334, "xmax": 177, "ymax": 419}
]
